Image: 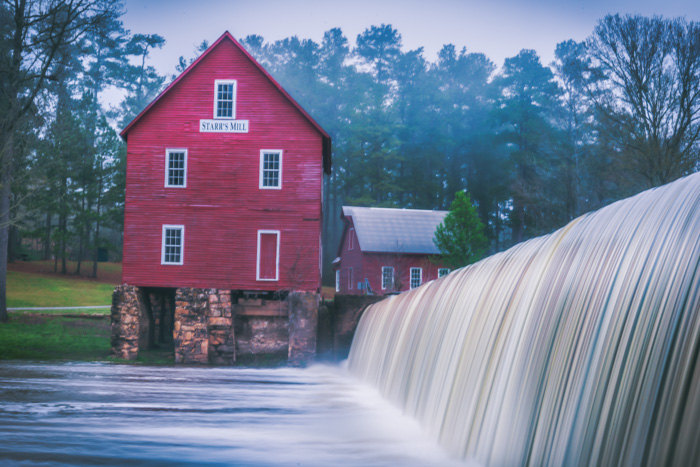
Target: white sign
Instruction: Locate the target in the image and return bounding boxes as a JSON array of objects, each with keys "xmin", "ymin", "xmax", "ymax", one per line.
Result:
[{"xmin": 199, "ymin": 119, "xmax": 249, "ymax": 133}]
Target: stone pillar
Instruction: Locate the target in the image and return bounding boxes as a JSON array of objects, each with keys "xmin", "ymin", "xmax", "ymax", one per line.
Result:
[
  {"xmin": 111, "ymin": 285, "xmax": 147, "ymax": 360},
  {"xmin": 287, "ymin": 292, "xmax": 319, "ymax": 366},
  {"xmin": 173, "ymin": 288, "xmax": 209, "ymax": 364},
  {"xmin": 207, "ymin": 289, "xmax": 235, "ymax": 364}
]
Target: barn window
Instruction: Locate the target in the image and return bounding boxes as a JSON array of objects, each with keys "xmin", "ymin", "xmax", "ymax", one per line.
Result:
[
  {"xmin": 438, "ymin": 268, "xmax": 450, "ymax": 278},
  {"xmin": 348, "ymin": 267, "xmax": 353, "ymax": 290},
  {"xmin": 348, "ymin": 228, "xmax": 355, "ymax": 250},
  {"xmin": 257, "ymin": 230, "xmax": 280, "ymax": 281},
  {"xmin": 381, "ymin": 266, "xmax": 394, "ymax": 290},
  {"xmin": 214, "ymin": 79, "xmax": 237, "ymax": 118},
  {"xmin": 335, "ymin": 270, "xmax": 340, "ymax": 292},
  {"xmin": 259, "ymin": 150, "xmax": 282, "ymax": 189},
  {"xmin": 410, "ymin": 267, "xmax": 422, "ymax": 289},
  {"xmin": 165, "ymin": 149, "xmax": 187, "ymax": 187},
  {"xmin": 161, "ymin": 225, "xmax": 184, "ymax": 265}
]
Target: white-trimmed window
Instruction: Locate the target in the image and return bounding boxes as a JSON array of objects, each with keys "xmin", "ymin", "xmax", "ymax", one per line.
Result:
[
  {"xmin": 348, "ymin": 267, "xmax": 353, "ymax": 290},
  {"xmin": 214, "ymin": 79, "xmax": 237, "ymax": 118},
  {"xmin": 348, "ymin": 228, "xmax": 355, "ymax": 250},
  {"xmin": 335, "ymin": 270, "xmax": 340, "ymax": 292},
  {"xmin": 161, "ymin": 225, "xmax": 184, "ymax": 265},
  {"xmin": 259, "ymin": 150, "xmax": 282, "ymax": 189},
  {"xmin": 410, "ymin": 267, "xmax": 422, "ymax": 289},
  {"xmin": 165, "ymin": 149, "xmax": 187, "ymax": 187},
  {"xmin": 256, "ymin": 230, "xmax": 280, "ymax": 281},
  {"xmin": 438, "ymin": 268, "xmax": 450, "ymax": 278},
  {"xmin": 381, "ymin": 266, "xmax": 394, "ymax": 290}
]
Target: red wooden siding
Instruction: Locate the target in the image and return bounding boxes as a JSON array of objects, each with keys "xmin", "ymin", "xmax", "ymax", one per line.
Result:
[
  {"xmin": 122, "ymin": 35, "xmax": 325, "ymax": 292},
  {"xmin": 335, "ymin": 216, "xmax": 450, "ymax": 295}
]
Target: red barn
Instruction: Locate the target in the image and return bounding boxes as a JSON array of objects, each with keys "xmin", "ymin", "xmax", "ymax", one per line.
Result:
[
  {"xmin": 120, "ymin": 31, "xmax": 330, "ymax": 292},
  {"xmin": 334, "ymin": 206, "xmax": 451, "ymax": 295},
  {"xmin": 112, "ymin": 32, "xmax": 330, "ymax": 365}
]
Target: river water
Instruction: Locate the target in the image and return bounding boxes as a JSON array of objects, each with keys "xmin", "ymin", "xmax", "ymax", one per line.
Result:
[{"xmin": 0, "ymin": 362, "xmax": 463, "ymax": 466}]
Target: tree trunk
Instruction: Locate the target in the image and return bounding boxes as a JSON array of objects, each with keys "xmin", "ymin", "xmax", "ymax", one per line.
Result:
[
  {"xmin": 0, "ymin": 132, "xmax": 14, "ymax": 322},
  {"xmin": 76, "ymin": 193, "xmax": 85, "ymax": 275},
  {"xmin": 92, "ymin": 182, "xmax": 102, "ymax": 279},
  {"xmin": 60, "ymin": 210, "xmax": 67, "ymax": 275},
  {"xmin": 43, "ymin": 211, "xmax": 52, "ymax": 260}
]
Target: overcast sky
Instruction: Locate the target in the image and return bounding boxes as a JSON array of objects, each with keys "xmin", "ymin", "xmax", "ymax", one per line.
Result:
[{"xmin": 123, "ymin": 0, "xmax": 699, "ymax": 75}]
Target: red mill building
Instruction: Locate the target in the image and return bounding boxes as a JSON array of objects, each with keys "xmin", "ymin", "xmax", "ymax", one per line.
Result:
[{"xmin": 111, "ymin": 32, "xmax": 331, "ymax": 365}]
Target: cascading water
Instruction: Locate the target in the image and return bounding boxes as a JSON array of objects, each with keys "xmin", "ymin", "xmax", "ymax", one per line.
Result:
[{"xmin": 348, "ymin": 173, "xmax": 700, "ymax": 465}]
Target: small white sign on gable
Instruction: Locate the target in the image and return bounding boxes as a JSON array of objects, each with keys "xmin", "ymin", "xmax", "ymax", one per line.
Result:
[{"xmin": 199, "ymin": 119, "xmax": 249, "ymax": 133}]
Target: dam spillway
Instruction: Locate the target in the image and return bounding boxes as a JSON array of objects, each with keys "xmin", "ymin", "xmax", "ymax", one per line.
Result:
[{"xmin": 348, "ymin": 173, "xmax": 700, "ymax": 465}]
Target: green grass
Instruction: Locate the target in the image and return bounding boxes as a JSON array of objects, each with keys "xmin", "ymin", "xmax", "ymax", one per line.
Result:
[
  {"xmin": 10, "ymin": 308, "xmax": 109, "ymax": 315},
  {"xmin": 7, "ymin": 271, "xmax": 114, "ymax": 309},
  {"xmin": 0, "ymin": 315, "xmax": 111, "ymax": 361}
]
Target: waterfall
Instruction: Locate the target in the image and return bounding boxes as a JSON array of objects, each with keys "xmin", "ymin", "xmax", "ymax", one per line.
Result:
[{"xmin": 348, "ymin": 173, "xmax": 700, "ymax": 465}]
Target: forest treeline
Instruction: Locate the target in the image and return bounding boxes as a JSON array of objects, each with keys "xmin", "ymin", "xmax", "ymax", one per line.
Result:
[
  {"xmin": 240, "ymin": 19, "xmax": 700, "ymax": 279},
  {"xmin": 1, "ymin": 0, "xmax": 699, "ymax": 321}
]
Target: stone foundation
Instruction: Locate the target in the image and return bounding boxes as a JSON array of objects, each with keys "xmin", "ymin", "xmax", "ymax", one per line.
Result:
[
  {"xmin": 111, "ymin": 285, "xmax": 318, "ymax": 365},
  {"xmin": 173, "ymin": 288, "xmax": 210, "ymax": 364},
  {"xmin": 207, "ymin": 290, "xmax": 234, "ymax": 364},
  {"xmin": 111, "ymin": 285, "xmax": 148, "ymax": 360},
  {"xmin": 288, "ymin": 292, "xmax": 319, "ymax": 366}
]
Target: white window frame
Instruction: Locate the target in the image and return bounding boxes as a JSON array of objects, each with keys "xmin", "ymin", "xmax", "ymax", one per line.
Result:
[
  {"xmin": 335, "ymin": 270, "xmax": 340, "ymax": 292},
  {"xmin": 348, "ymin": 267, "xmax": 353, "ymax": 290},
  {"xmin": 256, "ymin": 229, "xmax": 280, "ymax": 281},
  {"xmin": 381, "ymin": 266, "xmax": 394, "ymax": 290},
  {"xmin": 161, "ymin": 225, "xmax": 184, "ymax": 265},
  {"xmin": 438, "ymin": 268, "xmax": 450, "ymax": 278},
  {"xmin": 259, "ymin": 149, "xmax": 283, "ymax": 189},
  {"xmin": 348, "ymin": 228, "xmax": 355, "ymax": 250},
  {"xmin": 213, "ymin": 79, "xmax": 237, "ymax": 119},
  {"xmin": 410, "ymin": 267, "xmax": 422, "ymax": 289},
  {"xmin": 164, "ymin": 148, "xmax": 187, "ymax": 188}
]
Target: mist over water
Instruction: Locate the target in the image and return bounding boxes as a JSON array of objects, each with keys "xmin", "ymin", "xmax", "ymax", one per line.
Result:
[
  {"xmin": 0, "ymin": 362, "xmax": 461, "ymax": 466},
  {"xmin": 348, "ymin": 173, "xmax": 700, "ymax": 465}
]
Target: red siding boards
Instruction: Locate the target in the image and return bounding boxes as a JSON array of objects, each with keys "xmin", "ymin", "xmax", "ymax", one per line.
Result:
[{"xmin": 121, "ymin": 32, "xmax": 329, "ymax": 292}]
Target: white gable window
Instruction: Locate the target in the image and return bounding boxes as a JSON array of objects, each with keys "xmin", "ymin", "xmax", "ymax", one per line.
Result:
[
  {"xmin": 348, "ymin": 267, "xmax": 353, "ymax": 290},
  {"xmin": 214, "ymin": 79, "xmax": 237, "ymax": 118},
  {"xmin": 335, "ymin": 270, "xmax": 340, "ymax": 292},
  {"xmin": 259, "ymin": 150, "xmax": 282, "ymax": 189},
  {"xmin": 161, "ymin": 225, "xmax": 184, "ymax": 265},
  {"xmin": 410, "ymin": 267, "xmax": 422, "ymax": 289},
  {"xmin": 165, "ymin": 149, "xmax": 187, "ymax": 187},
  {"xmin": 381, "ymin": 266, "xmax": 394, "ymax": 290},
  {"xmin": 348, "ymin": 228, "xmax": 355, "ymax": 250},
  {"xmin": 438, "ymin": 268, "xmax": 450, "ymax": 278}
]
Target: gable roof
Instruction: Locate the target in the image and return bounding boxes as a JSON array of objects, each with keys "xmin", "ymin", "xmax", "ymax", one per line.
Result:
[
  {"xmin": 120, "ymin": 31, "xmax": 331, "ymax": 174},
  {"xmin": 342, "ymin": 206, "xmax": 448, "ymax": 254}
]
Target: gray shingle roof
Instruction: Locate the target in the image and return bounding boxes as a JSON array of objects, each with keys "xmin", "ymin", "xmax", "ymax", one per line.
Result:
[{"xmin": 342, "ymin": 206, "xmax": 448, "ymax": 254}]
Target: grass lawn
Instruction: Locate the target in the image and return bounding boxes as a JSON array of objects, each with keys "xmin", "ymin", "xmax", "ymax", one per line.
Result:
[
  {"xmin": 7, "ymin": 271, "xmax": 114, "ymax": 310},
  {"xmin": 8, "ymin": 260, "xmax": 122, "ymax": 283},
  {"xmin": 0, "ymin": 315, "xmax": 111, "ymax": 361}
]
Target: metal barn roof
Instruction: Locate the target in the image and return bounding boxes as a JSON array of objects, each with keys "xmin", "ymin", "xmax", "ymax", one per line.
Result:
[{"xmin": 342, "ymin": 206, "xmax": 448, "ymax": 254}]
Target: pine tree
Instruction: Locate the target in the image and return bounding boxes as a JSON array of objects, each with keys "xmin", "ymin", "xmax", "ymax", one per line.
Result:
[{"xmin": 434, "ymin": 191, "xmax": 488, "ymax": 269}]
